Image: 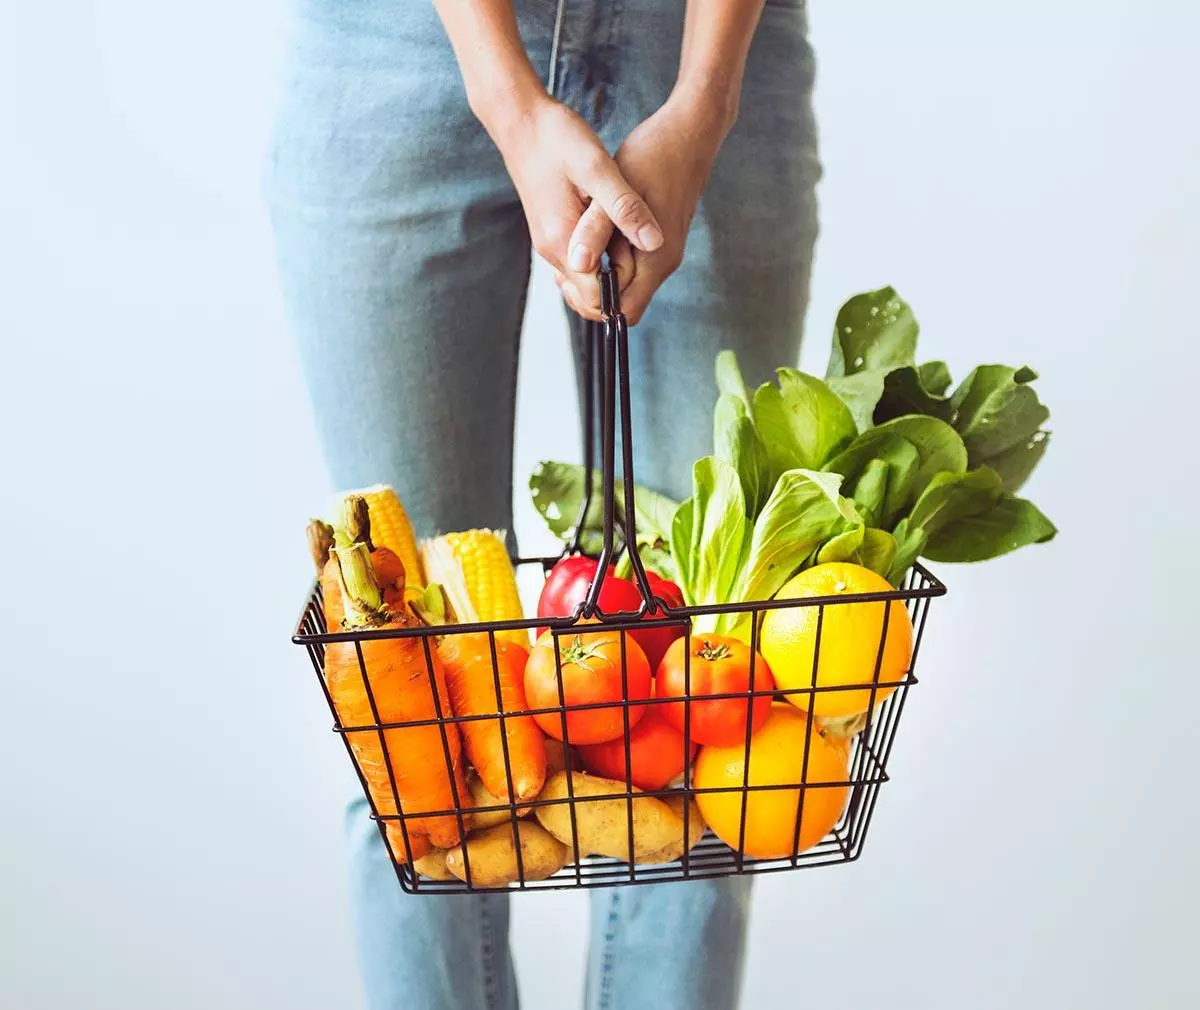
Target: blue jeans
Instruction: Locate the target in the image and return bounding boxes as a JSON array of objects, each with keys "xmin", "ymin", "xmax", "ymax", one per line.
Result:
[{"xmin": 267, "ymin": 1, "xmax": 818, "ymax": 1007}]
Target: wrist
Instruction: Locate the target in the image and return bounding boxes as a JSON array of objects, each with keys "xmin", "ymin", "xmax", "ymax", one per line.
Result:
[
  {"xmin": 465, "ymin": 63, "xmax": 550, "ymax": 146},
  {"xmin": 668, "ymin": 75, "xmax": 742, "ymax": 142}
]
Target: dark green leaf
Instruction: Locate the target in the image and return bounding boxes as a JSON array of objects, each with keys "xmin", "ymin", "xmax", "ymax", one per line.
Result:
[
  {"xmin": 951, "ymin": 365, "xmax": 1051, "ymax": 473},
  {"xmin": 907, "ymin": 467, "xmax": 1005, "ymax": 539},
  {"xmin": 887, "ymin": 518, "xmax": 928, "ymax": 585},
  {"xmin": 826, "ymin": 417, "xmax": 967, "ymax": 524},
  {"xmin": 924, "ymin": 496, "xmax": 1057, "ymax": 563},
  {"xmin": 849, "ymin": 458, "xmax": 890, "ymax": 527},
  {"xmin": 983, "ymin": 430, "xmax": 1051, "ymax": 493},
  {"xmin": 530, "ymin": 461, "xmax": 596, "ymax": 540},
  {"xmin": 875, "ymin": 364, "xmax": 954, "ymax": 423},
  {"xmin": 827, "ymin": 287, "xmax": 919, "ymax": 378},
  {"xmin": 530, "ymin": 462, "xmax": 679, "ymax": 542},
  {"xmin": 827, "ymin": 433, "xmax": 921, "ymax": 529}
]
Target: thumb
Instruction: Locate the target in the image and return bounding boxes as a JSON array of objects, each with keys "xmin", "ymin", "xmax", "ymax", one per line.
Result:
[{"xmin": 583, "ymin": 160, "xmax": 664, "ymax": 254}]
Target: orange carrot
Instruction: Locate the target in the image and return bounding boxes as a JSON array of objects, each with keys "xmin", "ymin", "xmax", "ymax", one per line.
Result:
[
  {"xmin": 440, "ymin": 634, "xmax": 547, "ymax": 803},
  {"xmin": 384, "ymin": 822, "xmax": 431, "ymax": 863},
  {"xmin": 411, "ymin": 588, "xmax": 548, "ymax": 803},
  {"xmin": 308, "ymin": 515, "xmax": 405, "ymax": 625},
  {"xmin": 322, "ymin": 542, "xmax": 471, "ymax": 851}
]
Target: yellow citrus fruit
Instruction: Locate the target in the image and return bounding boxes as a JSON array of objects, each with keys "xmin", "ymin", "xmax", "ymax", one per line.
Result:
[
  {"xmin": 759, "ymin": 562, "xmax": 913, "ymax": 718},
  {"xmin": 695, "ymin": 703, "xmax": 850, "ymax": 859}
]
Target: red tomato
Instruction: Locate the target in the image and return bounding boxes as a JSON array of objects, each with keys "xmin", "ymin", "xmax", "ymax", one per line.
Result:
[
  {"xmin": 536, "ymin": 556, "xmax": 643, "ymax": 627},
  {"xmin": 657, "ymin": 634, "xmax": 775, "ymax": 746},
  {"xmin": 634, "ymin": 572, "xmax": 687, "ymax": 670},
  {"xmin": 646, "ymin": 572, "xmax": 685, "ymax": 609},
  {"xmin": 536, "ymin": 558, "xmax": 685, "ymax": 668},
  {"xmin": 524, "ymin": 626, "xmax": 652, "ymax": 744},
  {"xmin": 578, "ymin": 690, "xmax": 698, "ymax": 791}
]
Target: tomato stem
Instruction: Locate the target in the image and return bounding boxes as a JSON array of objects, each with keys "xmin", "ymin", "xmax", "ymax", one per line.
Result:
[
  {"xmin": 559, "ymin": 633, "xmax": 611, "ymax": 670},
  {"xmin": 695, "ymin": 639, "xmax": 733, "ymax": 663}
]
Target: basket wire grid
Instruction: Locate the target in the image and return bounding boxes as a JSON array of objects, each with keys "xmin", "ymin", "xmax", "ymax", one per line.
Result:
[{"xmin": 292, "ymin": 266, "xmax": 946, "ymax": 894}]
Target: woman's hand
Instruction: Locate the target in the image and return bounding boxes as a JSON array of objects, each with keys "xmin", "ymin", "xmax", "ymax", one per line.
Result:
[
  {"xmin": 559, "ymin": 89, "xmax": 735, "ymax": 324},
  {"xmin": 481, "ymin": 93, "xmax": 664, "ymax": 319}
]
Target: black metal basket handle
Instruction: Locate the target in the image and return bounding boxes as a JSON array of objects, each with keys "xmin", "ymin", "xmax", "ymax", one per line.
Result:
[{"xmin": 569, "ymin": 264, "xmax": 663, "ymax": 620}]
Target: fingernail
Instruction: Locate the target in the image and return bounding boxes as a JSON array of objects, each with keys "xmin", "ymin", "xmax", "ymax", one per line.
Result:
[
  {"xmin": 568, "ymin": 244, "xmax": 592, "ymax": 272},
  {"xmin": 637, "ymin": 223, "xmax": 663, "ymax": 251}
]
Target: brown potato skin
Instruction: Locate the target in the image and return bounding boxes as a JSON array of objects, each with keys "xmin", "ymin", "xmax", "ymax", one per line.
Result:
[
  {"xmin": 466, "ymin": 774, "xmax": 532, "ymax": 831},
  {"xmin": 413, "ymin": 848, "xmax": 455, "ymax": 881},
  {"xmin": 445, "ymin": 821, "xmax": 568, "ymax": 886},
  {"xmin": 534, "ymin": 771, "xmax": 706, "ymax": 864}
]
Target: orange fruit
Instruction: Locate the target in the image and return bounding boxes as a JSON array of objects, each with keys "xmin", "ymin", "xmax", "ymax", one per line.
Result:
[
  {"xmin": 759, "ymin": 562, "xmax": 913, "ymax": 718},
  {"xmin": 694, "ymin": 703, "xmax": 850, "ymax": 859}
]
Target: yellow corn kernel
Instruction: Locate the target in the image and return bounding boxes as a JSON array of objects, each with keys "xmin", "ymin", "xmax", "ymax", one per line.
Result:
[
  {"xmin": 349, "ymin": 484, "xmax": 425, "ymax": 590},
  {"xmin": 422, "ymin": 530, "xmax": 528, "ymax": 648}
]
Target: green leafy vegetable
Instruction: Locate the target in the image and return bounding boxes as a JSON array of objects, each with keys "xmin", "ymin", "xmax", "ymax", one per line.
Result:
[
  {"xmin": 751, "ymin": 369, "xmax": 857, "ymax": 481},
  {"xmin": 982, "ymin": 430, "xmax": 1051, "ymax": 494},
  {"xmin": 907, "ymin": 467, "xmax": 1006, "ymax": 536},
  {"xmin": 886, "ymin": 520, "xmax": 928, "ymax": 585},
  {"xmin": 532, "ymin": 286, "xmax": 1058, "ymax": 609},
  {"xmin": 826, "ymin": 416, "xmax": 968, "ymax": 526},
  {"xmin": 827, "ymin": 287, "xmax": 919, "ymax": 378},
  {"xmin": 826, "ymin": 371, "xmax": 886, "ymax": 434},
  {"xmin": 949, "ymin": 365, "xmax": 1051, "ymax": 491},
  {"xmin": 670, "ymin": 457, "xmax": 749, "ymax": 619},
  {"xmin": 670, "ymin": 499, "xmax": 696, "ymax": 604},
  {"xmin": 875, "ymin": 364, "xmax": 954, "ymax": 423},
  {"xmin": 847, "ymin": 458, "xmax": 890, "ymax": 526},
  {"xmin": 885, "ymin": 467, "xmax": 1055, "ymax": 579},
  {"xmin": 714, "ymin": 394, "xmax": 771, "ymax": 519},
  {"xmin": 715, "ymin": 349, "xmax": 753, "ymax": 409},
  {"xmin": 918, "ymin": 360, "xmax": 953, "ymax": 396},
  {"xmin": 726, "ymin": 469, "xmax": 859, "ymax": 628},
  {"xmin": 924, "ymin": 496, "xmax": 1056, "ymax": 563},
  {"xmin": 856, "ymin": 528, "xmax": 900, "ymax": 576},
  {"xmin": 815, "ymin": 526, "xmax": 897, "ymax": 579},
  {"xmin": 529, "ymin": 461, "xmax": 679, "ymax": 576}
]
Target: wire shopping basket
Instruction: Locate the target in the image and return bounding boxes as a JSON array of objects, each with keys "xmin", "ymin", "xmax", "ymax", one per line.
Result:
[{"xmin": 292, "ymin": 267, "xmax": 946, "ymax": 894}]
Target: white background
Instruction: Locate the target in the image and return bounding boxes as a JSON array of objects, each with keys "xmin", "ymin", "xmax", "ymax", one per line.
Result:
[{"xmin": 2, "ymin": 2, "xmax": 1198, "ymax": 1008}]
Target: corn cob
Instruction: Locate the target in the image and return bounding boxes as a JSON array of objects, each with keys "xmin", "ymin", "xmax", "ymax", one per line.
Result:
[
  {"xmin": 421, "ymin": 530, "xmax": 529, "ymax": 648},
  {"xmin": 342, "ymin": 484, "xmax": 425, "ymax": 591}
]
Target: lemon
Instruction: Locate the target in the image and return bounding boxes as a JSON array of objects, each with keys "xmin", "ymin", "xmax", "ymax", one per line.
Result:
[{"xmin": 759, "ymin": 563, "xmax": 913, "ymax": 718}]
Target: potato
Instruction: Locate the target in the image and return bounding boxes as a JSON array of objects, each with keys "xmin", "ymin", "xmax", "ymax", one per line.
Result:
[
  {"xmin": 445, "ymin": 821, "xmax": 568, "ymax": 887},
  {"xmin": 466, "ymin": 774, "xmax": 531, "ymax": 831},
  {"xmin": 534, "ymin": 771, "xmax": 705, "ymax": 864},
  {"xmin": 413, "ymin": 848, "xmax": 455, "ymax": 881},
  {"xmin": 544, "ymin": 741, "xmax": 581, "ymax": 777},
  {"xmin": 637, "ymin": 796, "xmax": 707, "ymax": 865}
]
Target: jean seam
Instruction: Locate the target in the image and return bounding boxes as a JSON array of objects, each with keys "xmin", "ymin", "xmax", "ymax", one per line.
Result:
[
  {"xmin": 479, "ymin": 897, "xmax": 500, "ymax": 1010},
  {"xmin": 597, "ymin": 890, "xmax": 621, "ymax": 1010}
]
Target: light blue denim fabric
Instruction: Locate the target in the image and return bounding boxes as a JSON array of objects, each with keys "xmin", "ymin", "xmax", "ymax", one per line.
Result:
[{"xmin": 267, "ymin": 1, "xmax": 818, "ymax": 1007}]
